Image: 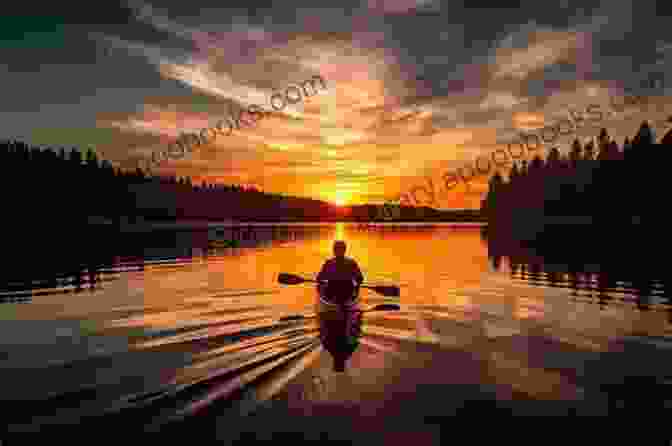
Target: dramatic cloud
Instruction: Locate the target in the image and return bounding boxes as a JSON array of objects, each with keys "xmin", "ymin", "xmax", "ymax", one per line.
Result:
[{"xmin": 1, "ymin": 0, "xmax": 670, "ymax": 208}]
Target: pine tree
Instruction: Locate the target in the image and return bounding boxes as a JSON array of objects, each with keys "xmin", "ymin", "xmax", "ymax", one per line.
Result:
[
  {"xmin": 509, "ymin": 162, "xmax": 520, "ymax": 183},
  {"xmin": 633, "ymin": 121, "xmax": 654, "ymax": 146},
  {"xmin": 531, "ymin": 155, "xmax": 544, "ymax": 171},
  {"xmin": 85, "ymin": 148, "xmax": 99, "ymax": 168},
  {"xmin": 570, "ymin": 139, "xmax": 582, "ymax": 165},
  {"xmin": 547, "ymin": 147, "xmax": 560, "ymax": 166},
  {"xmin": 660, "ymin": 118, "xmax": 672, "ymax": 145}
]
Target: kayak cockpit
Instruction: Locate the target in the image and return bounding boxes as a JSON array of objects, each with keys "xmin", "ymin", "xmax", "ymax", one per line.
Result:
[{"xmin": 317, "ymin": 279, "xmax": 360, "ymax": 306}]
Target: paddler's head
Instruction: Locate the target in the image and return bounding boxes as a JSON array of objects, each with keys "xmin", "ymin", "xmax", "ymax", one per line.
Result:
[{"xmin": 333, "ymin": 240, "xmax": 346, "ymax": 258}]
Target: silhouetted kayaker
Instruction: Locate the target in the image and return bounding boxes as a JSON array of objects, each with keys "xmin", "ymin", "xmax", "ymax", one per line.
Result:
[{"xmin": 316, "ymin": 240, "xmax": 364, "ymax": 305}]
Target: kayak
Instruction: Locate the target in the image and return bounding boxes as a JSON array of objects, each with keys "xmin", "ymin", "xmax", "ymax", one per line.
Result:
[
  {"xmin": 317, "ymin": 279, "xmax": 360, "ymax": 307},
  {"xmin": 315, "ymin": 285, "xmax": 363, "ymax": 373}
]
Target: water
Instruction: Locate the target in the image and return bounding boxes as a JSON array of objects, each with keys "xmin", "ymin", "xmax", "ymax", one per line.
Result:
[{"xmin": 2, "ymin": 223, "xmax": 671, "ymax": 439}]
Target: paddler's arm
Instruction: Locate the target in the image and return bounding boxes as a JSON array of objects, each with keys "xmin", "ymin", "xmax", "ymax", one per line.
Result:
[
  {"xmin": 318, "ymin": 257, "xmax": 337, "ymax": 280},
  {"xmin": 316, "ymin": 260, "xmax": 330, "ymax": 292},
  {"xmin": 352, "ymin": 260, "xmax": 364, "ymax": 286}
]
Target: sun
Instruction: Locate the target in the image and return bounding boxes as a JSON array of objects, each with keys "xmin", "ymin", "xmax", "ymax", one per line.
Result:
[
  {"xmin": 329, "ymin": 189, "xmax": 354, "ymax": 207},
  {"xmin": 331, "ymin": 192, "xmax": 350, "ymax": 206}
]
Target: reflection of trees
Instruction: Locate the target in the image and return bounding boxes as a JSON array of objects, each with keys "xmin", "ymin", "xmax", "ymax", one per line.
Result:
[
  {"xmin": 491, "ymin": 255, "xmax": 501, "ymax": 271},
  {"xmin": 595, "ymin": 271, "xmax": 615, "ymax": 310},
  {"xmin": 487, "ymin": 238, "xmax": 670, "ymax": 315},
  {"xmin": 567, "ymin": 270, "xmax": 579, "ymax": 300},
  {"xmin": 509, "ymin": 257, "xmax": 520, "ymax": 277},
  {"xmin": 528, "ymin": 260, "xmax": 543, "ymax": 287},
  {"xmin": 632, "ymin": 276, "xmax": 653, "ymax": 312},
  {"xmin": 1, "ymin": 221, "xmax": 341, "ymax": 297},
  {"xmin": 547, "ymin": 270, "xmax": 562, "ymax": 288}
]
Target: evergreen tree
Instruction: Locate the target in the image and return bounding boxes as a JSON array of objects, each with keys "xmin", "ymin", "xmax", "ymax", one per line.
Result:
[
  {"xmin": 547, "ymin": 147, "xmax": 561, "ymax": 166},
  {"xmin": 608, "ymin": 140, "xmax": 622, "ymax": 160},
  {"xmin": 583, "ymin": 140, "xmax": 595, "ymax": 160},
  {"xmin": 509, "ymin": 162, "xmax": 520, "ymax": 183},
  {"xmin": 632, "ymin": 121, "xmax": 654, "ymax": 146},
  {"xmin": 662, "ymin": 127, "xmax": 672, "ymax": 145},
  {"xmin": 491, "ymin": 171, "xmax": 504, "ymax": 191},
  {"xmin": 598, "ymin": 128, "xmax": 609, "ymax": 150},
  {"xmin": 70, "ymin": 148, "xmax": 82, "ymax": 165},
  {"xmin": 530, "ymin": 155, "xmax": 544, "ymax": 171},
  {"xmin": 570, "ymin": 139, "xmax": 582, "ymax": 165},
  {"xmin": 596, "ymin": 129, "xmax": 610, "ymax": 160},
  {"xmin": 85, "ymin": 148, "xmax": 99, "ymax": 169}
]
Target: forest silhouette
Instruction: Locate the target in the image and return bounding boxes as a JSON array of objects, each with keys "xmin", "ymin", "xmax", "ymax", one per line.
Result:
[
  {"xmin": 482, "ymin": 119, "xmax": 672, "ymax": 247},
  {"xmin": 0, "ymin": 139, "xmax": 481, "ymax": 226}
]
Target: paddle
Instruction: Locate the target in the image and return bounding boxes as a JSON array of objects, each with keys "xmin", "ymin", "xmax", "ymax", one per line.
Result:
[
  {"xmin": 278, "ymin": 303, "xmax": 400, "ymax": 322},
  {"xmin": 366, "ymin": 303, "xmax": 401, "ymax": 312},
  {"xmin": 278, "ymin": 272, "xmax": 400, "ymax": 298}
]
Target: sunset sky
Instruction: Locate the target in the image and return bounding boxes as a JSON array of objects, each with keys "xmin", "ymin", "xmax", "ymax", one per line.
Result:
[{"xmin": 1, "ymin": 0, "xmax": 671, "ymax": 209}]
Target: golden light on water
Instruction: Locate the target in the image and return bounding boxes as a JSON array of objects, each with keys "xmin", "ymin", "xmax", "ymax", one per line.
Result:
[{"xmin": 334, "ymin": 222, "xmax": 345, "ymax": 241}]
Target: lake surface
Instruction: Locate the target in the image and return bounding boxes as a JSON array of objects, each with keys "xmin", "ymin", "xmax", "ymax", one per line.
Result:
[{"xmin": 2, "ymin": 223, "xmax": 671, "ymax": 440}]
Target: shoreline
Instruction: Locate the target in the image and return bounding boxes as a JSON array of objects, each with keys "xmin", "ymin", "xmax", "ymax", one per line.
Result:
[
  {"xmin": 84, "ymin": 215, "xmax": 484, "ymax": 227},
  {"xmin": 86, "ymin": 217, "xmax": 487, "ymax": 232}
]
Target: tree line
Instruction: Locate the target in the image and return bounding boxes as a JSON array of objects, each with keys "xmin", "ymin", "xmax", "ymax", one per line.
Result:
[
  {"xmin": 0, "ymin": 139, "xmax": 349, "ymax": 223},
  {"xmin": 482, "ymin": 120, "xmax": 672, "ymax": 235},
  {"xmin": 1, "ymin": 138, "xmax": 483, "ymax": 226}
]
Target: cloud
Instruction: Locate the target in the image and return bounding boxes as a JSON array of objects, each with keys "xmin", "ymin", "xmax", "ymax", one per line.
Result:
[
  {"xmin": 366, "ymin": 0, "xmax": 437, "ymax": 15},
  {"xmin": 479, "ymin": 92, "xmax": 526, "ymax": 110},
  {"xmin": 7, "ymin": 0, "xmax": 664, "ymax": 210},
  {"xmin": 490, "ymin": 28, "xmax": 581, "ymax": 80}
]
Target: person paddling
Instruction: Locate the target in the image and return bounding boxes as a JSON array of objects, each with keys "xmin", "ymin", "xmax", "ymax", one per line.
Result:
[{"xmin": 316, "ymin": 240, "xmax": 364, "ymax": 306}]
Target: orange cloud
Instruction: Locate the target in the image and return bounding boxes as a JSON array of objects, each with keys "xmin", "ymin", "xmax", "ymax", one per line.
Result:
[{"xmin": 93, "ymin": 17, "xmax": 672, "ymax": 210}]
